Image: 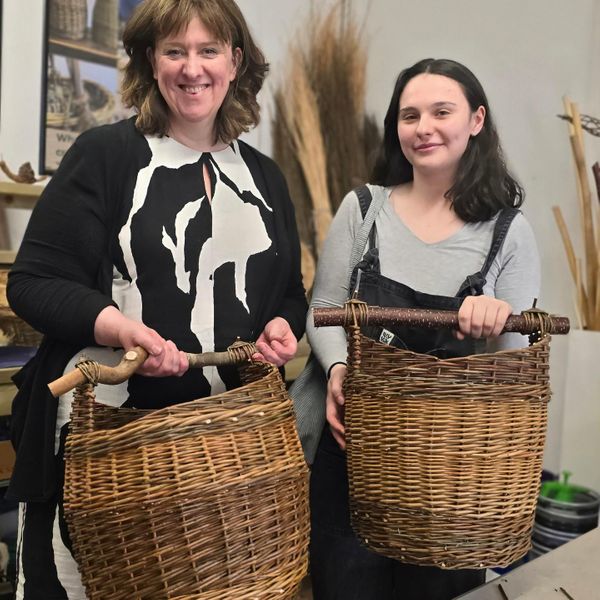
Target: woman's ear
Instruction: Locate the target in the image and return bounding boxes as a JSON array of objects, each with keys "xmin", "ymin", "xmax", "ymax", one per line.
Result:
[
  {"xmin": 231, "ymin": 47, "xmax": 243, "ymax": 82},
  {"xmin": 471, "ymin": 105, "xmax": 486, "ymax": 136},
  {"xmin": 146, "ymin": 47, "xmax": 157, "ymax": 79}
]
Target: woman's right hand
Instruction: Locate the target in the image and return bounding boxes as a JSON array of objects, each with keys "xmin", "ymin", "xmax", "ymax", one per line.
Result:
[
  {"xmin": 94, "ymin": 306, "xmax": 188, "ymax": 377},
  {"xmin": 326, "ymin": 363, "xmax": 347, "ymax": 450}
]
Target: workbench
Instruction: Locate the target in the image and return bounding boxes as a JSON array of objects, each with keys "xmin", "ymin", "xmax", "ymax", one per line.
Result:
[{"xmin": 457, "ymin": 527, "xmax": 599, "ymax": 599}]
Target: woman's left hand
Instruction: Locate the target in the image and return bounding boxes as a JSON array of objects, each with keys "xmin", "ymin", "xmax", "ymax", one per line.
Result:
[
  {"xmin": 456, "ymin": 295, "xmax": 512, "ymax": 340},
  {"xmin": 253, "ymin": 317, "xmax": 298, "ymax": 366}
]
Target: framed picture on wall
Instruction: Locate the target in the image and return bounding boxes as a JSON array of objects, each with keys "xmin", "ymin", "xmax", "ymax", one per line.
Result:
[{"xmin": 40, "ymin": 0, "xmax": 142, "ymax": 173}]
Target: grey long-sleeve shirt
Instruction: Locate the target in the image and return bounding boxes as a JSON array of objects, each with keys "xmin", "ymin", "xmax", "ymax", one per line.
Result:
[{"xmin": 307, "ymin": 185, "xmax": 541, "ymax": 374}]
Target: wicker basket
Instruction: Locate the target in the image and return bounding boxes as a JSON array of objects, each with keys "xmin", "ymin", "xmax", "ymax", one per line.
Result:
[
  {"xmin": 92, "ymin": 0, "xmax": 119, "ymax": 50},
  {"xmin": 46, "ymin": 71, "xmax": 115, "ymax": 131},
  {"xmin": 49, "ymin": 0, "xmax": 87, "ymax": 41},
  {"xmin": 64, "ymin": 361, "xmax": 310, "ymax": 599},
  {"xmin": 344, "ymin": 328, "xmax": 551, "ymax": 570}
]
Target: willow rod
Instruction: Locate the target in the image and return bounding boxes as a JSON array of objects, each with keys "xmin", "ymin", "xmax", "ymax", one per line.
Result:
[{"xmin": 312, "ymin": 306, "xmax": 570, "ymax": 335}]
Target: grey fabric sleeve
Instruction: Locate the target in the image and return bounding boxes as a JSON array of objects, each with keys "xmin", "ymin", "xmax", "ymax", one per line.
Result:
[{"xmin": 306, "ymin": 190, "xmax": 365, "ymax": 373}]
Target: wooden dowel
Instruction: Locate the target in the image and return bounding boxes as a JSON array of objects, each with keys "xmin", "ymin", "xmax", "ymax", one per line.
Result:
[{"xmin": 312, "ymin": 306, "xmax": 570, "ymax": 335}]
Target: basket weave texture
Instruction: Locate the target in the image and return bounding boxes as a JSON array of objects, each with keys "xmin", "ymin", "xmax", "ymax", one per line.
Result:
[
  {"xmin": 0, "ymin": 271, "xmax": 43, "ymax": 346},
  {"xmin": 64, "ymin": 362, "xmax": 310, "ymax": 599},
  {"xmin": 344, "ymin": 330, "xmax": 551, "ymax": 569},
  {"xmin": 92, "ymin": 0, "xmax": 119, "ymax": 50},
  {"xmin": 49, "ymin": 0, "xmax": 87, "ymax": 40},
  {"xmin": 46, "ymin": 75, "xmax": 115, "ymax": 131}
]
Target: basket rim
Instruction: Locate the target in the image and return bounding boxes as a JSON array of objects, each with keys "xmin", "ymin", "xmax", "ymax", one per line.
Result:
[
  {"xmin": 67, "ymin": 361, "xmax": 284, "ymax": 439},
  {"xmin": 352, "ymin": 332, "xmax": 550, "ymax": 365}
]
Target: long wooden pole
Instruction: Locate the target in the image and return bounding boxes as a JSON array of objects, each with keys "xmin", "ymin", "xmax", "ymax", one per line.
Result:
[
  {"xmin": 567, "ymin": 99, "xmax": 598, "ymax": 315},
  {"xmin": 312, "ymin": 306, "xmax": 570, "ymax": 334}
]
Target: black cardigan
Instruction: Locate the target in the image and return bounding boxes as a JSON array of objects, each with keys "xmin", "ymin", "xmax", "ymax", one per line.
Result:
[{"xmin": 6, "ymin": 118, "xmax": 307, "ymax": 502}]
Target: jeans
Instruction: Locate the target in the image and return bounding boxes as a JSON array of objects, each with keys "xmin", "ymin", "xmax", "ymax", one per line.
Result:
[{"xmin": 309, "ymin": 427, "xmax": 485, "ymax": 600}]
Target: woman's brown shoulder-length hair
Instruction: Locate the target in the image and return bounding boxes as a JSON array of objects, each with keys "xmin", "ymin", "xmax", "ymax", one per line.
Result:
[{"xmin": 121, "ymin": 0, "xmax": 269, "ymax": 144}]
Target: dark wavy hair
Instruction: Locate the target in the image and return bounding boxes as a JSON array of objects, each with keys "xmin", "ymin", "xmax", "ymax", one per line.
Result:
[
  {"xmin": 121, "ymin": 0, "xmax": 269, "ymax": 145},
  {"xmin": 371, "ymin": 58, "xmax": 523, "ymax": 222}
]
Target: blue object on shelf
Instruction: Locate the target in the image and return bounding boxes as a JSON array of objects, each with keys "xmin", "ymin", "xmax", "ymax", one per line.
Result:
[{"xmin": 0, "ymin": 347, "xmax": 37, "ymax": 369}]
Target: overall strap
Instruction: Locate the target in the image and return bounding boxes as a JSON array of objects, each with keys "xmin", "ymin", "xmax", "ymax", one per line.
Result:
[
  {"xmin": 457, "ymin": 207, "xmax": 520, "ymax": 297},
  {"xmin": 347, "ymin": 185, "xmax": 387, "ymax": 288},
  {"xmin": 480, "ymin": 208, "xmax": 520, "ymax": 278}
]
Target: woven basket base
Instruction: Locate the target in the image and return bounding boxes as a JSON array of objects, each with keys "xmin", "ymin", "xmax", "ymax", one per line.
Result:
[
  {"xmin": 67, "ymin": 483, "xmax": 308, "ymax": 599},
  {"xmin": 350, "ymin": 503, "xmax": 533, "ymax": 569}
]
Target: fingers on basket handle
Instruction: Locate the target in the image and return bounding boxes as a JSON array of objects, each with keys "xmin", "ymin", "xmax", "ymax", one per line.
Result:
[{"xmin": 48, "ymin": 346, "xmax": 149, "ymax": 398}]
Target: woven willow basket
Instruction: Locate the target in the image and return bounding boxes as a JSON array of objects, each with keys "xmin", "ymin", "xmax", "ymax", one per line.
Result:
[
  {"xmin": 64, "ymin": 361, "xmax": 310, "ymax": 599},
  {"xmin": 0, "ymin": 270, "xmax": 43, "ymax": 345},
  {"xmin": 49, "ymin": 0, "xmax": 87, "ymax": 40},
  {"xmin": 344, "ymin": 329, "xmax": 551, "ymax": 570},
  {"xmin": 46, "ymin": 77, "xmax": 115, "ymax": 130}
]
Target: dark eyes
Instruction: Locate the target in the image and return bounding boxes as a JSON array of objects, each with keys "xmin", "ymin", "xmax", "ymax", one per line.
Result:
[
  {"xmin": 400, "ymin": 109, "xmax": 451, "ymax": 121},
  {"xmin": 162, "ymin": 47, "xmax": 219, "ymax": 58}
]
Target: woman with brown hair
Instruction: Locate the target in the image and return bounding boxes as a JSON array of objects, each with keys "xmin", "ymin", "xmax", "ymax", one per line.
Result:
[{"xmin": 7, "ymin": 1, "xmax": 306, "ymax": 597}]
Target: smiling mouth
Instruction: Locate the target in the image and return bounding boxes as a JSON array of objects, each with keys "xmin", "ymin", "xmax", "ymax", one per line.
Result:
[
  {"xmin": 415, "ymin": 143, "xmax": 441, "ymax": 151},
  {"xmin": 180, "ymin": 84, "xmax": 210, "ymax": 93}
]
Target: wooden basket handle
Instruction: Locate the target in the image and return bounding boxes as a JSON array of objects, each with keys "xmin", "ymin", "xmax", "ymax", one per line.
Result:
[
  {"xmin": 312, "ymin": 304, "xmax": 570, "ymax": 335},
  {"xmin": 48, "ymin": 341, "xmax": 257, "ymax": 398}
]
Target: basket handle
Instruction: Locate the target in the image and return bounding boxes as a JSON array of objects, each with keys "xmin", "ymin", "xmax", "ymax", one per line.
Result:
[
  {"xmin": 312, "ymin": 303, "xmax": 570, "ymax": 335},
  {"xmin": 48, "ymin": 341, "xmax": 257, "ymax": 398}
]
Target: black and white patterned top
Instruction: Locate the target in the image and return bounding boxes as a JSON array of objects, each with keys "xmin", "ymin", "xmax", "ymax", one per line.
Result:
[{"xmin": 8, "ymin": 118, "xmax": 307, "ymax": 496}]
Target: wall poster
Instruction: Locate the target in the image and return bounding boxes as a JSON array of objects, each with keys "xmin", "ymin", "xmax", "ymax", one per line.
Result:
[{"xmin": 41, "ymin": 0, "xmax": 142, "ymax": 173}]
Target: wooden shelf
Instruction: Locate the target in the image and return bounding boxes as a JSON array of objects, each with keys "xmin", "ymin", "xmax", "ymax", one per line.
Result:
[
  {"xmin": 49, "ymin": 36, "xmax": 119, "ymax": 67},
  {"xmin": 0, "ymin": 181, "xmax": 45, "ymax": 198},
  {"xmin": 0, "ymin": 251, "xmax": 16, "ymax": 265}
]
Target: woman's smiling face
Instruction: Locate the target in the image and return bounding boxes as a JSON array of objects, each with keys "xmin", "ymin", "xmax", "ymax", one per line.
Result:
[
  {"xmin": 397, "ymin": 73, "xmax": 485, "ymax": 178},
  {"xmin": 149, "ymin": 16, "xmax": 240, "ymax": 136}
]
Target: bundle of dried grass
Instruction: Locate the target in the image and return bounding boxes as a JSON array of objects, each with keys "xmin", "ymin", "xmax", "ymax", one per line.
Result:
[
  {"xmin": 553, "ymin": 97, "xmax": 600, "ymax": 329},
  {"xmin": 272, "ymin": 1, "xmax": 381, "ymax": 289}
]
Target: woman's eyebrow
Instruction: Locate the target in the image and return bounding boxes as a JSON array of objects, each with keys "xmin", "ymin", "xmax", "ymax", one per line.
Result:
[{"xmin": 399, "ymin": 101, "xmax": 457, "ymax": 114}]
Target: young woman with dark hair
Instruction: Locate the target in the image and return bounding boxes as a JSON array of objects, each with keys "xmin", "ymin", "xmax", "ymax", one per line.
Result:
[
  {"xmin": 302, "ymin": 58, "xmax": 540, "ymax": 599},
  {"xmin": 371, "ymin": 58, "xmax": 524, "ymax": 222}
]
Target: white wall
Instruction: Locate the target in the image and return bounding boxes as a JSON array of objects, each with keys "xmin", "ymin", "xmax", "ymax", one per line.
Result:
[{"xmin": 2, "ymin": 0, "xmax": 599, "ymax": 476}]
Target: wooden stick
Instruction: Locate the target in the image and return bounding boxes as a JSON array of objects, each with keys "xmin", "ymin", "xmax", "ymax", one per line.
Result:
[
  {"xmin": 48, "ymin": 343, "xmax": 258, "ymax": 398},
  {"xmin": 570, "ymin": 102, "xmax": 598, "ymax": 311},
  {"xmin": 562, "ymin": 97, "xmax": 575, "ymax": 136},
  {"xmin": 593, "ymin": 162, "xmax": 600, "ymax": 205},
  {"xmin": 312, "ymin": 306, "xmax": 570, "ymax": 334},
  {"xmin": 552, "ymin": 206, "xmax": 578, "ymax": 284},
  {"xmin": 49, "ymin": 347, "xmax": 148, "ymax": 398},
  {"xmin": 575, "ymin": 258, "xmax": 589, "ymax": 329}
]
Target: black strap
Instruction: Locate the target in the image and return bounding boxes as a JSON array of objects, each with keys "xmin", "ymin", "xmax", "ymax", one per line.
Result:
[
  {"xmin": 456, "ymin": 207, "xmax": 520, "ymax": 297},
  {"xmin": 480, "ymin": 208, "xmax": 520, "ymax": 277},
  {"xmin": 355, "ymin": 185, "xmax": 377, "ymax": 250}
]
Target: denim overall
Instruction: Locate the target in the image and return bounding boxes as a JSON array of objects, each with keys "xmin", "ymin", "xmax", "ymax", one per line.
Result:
[{"xmin": 309, "ymin": 195, "xmax": 518, "ymax": 600}]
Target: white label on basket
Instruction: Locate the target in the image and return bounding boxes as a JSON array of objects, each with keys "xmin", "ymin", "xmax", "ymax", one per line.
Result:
[{"xmin": 379, "ymin": 328, "xmax": 395, "ymax": 345}]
